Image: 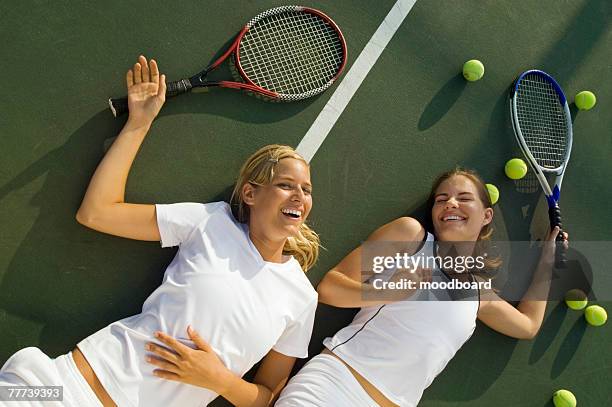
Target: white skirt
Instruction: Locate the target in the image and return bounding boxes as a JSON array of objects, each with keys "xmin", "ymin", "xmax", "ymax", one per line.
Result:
[
  {"xmin": 0, "ymin": 347, "xmax": 102, "ymax": 407},
  {"xmin": 275, "ymin": 353, "xmax": 379, "ymax": 407}
]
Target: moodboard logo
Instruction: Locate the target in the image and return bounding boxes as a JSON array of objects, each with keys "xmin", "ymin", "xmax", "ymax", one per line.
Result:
[{"xmin": 360, "ymin": 241, "xmax": 604, "ymax": 302}]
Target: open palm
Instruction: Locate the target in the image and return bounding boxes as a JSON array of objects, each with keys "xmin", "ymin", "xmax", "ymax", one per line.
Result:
[{"xmin": 126, "ymin": 55, "xmax": 166, "ymax": 126}]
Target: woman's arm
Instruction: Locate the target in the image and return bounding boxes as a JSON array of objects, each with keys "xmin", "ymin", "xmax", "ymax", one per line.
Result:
[
  {"xmin": 317, "ymin": 217, "xmax": 427, "ymax": 308},
  {"xmin": 147, "ymin": 328, "xmax": 295, "ymax": 407},
  {"xmin": 236, "ymin": 350, "xmax": 296, "ymax": 406},
  {"xmin": 477, "ymin": 227, "xmax": 568, "ymax": 339},
  {"xmin": 202, "ymin": 350, "xmax": 294, "ymax": 407},
  {"xmin": 76, "ymin": 55, "xmax": 166, "ymax": 241}
]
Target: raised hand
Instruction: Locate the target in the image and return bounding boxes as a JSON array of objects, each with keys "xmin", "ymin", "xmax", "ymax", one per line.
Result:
[{"xmin": 126, "ymin": 55, "xmax": 166, "ymax": 127}]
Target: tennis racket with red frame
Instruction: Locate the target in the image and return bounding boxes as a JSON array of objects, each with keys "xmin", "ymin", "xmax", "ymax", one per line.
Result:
[{"xmin": 109, "ymin": 5, "xmax": 347, "ymax": 117}]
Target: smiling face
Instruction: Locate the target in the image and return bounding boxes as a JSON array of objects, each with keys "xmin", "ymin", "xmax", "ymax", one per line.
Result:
[
  {"xmin": 242, "ymin": 158, "xmax": 312, "ymax": 243},
  {"xmin": 431, "ymin": 175, "xmax": 493, "ymax": 242}
]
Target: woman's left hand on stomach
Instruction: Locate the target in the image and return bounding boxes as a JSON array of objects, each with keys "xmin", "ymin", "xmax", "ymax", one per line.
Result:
[{"xmin": 145, "ymin": 326, "xmax": 233, "ymax": 393}]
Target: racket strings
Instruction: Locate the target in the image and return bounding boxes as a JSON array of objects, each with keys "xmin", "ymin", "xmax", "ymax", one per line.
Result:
[
  {"xmin": 243, "ymin": 13, "xmax": 341, "ymax": 93},
  {"xmin": 252, "ymin": 13, "xmax": 341, "ymax": 85},
  {"xmin": 239, "ymin": 10, "xmax": 344, "ymax": 98},
  {"xmin": 516, "ymin": 74, "xmax": 568, "ymax": 169}
]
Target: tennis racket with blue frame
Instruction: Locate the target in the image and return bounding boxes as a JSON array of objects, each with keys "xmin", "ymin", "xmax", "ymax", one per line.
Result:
[{"xmin": 509, "ymin": 69, "xmax": 572, "ymax": 266}]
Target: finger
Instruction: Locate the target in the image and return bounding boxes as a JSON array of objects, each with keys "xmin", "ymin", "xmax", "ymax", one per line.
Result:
[
  {"xmin": 150, "ymin": 59, "xmax": 159, "ymax": 84},
  {"xmin": 146, "ymin": 355, "xmax": 180, "ymax": 374},
  {"xmin": 139, "ymin": 55, "xmax": 149, "ymax": 82},
  {"xmin": 126, "ymin": 69, "xmax": 134, "ymax": 88},
  {"xmin": 153, "ymin": 369, "xmax": 182, "ymax": 382},
  {"xmin": 133, "ymin": 62, "xmax": 142, "ymax": 84},
  {"xmin": 154, "ymin": 332, "xmax": 188, "ymax": 356},
  {"xmin": 158, "ymin": 74, "xmax": 166, "ymax": 99},
  {"xmin": 146, "ymin": 342, "xmax": 180, "ymax": 363},
  {"xmin": 562, "ymin": 232, "xmax": 569, "ymax": 248},
  {"xmin": 187, "ymin": 325, "xmax": 211, "ymax": 351},
  {"xmin": 547, "ymin": 226, "xmax": 560, "ymax": 241}
]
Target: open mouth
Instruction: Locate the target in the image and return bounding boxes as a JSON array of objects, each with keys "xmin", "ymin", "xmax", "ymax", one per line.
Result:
[
  {"xmin": 281, "ymin": 208, "xmax": 302, "ymax": 220},
  {"xmin": 442, "ymin": 215, "xmax": 466, "ymax": 222}
]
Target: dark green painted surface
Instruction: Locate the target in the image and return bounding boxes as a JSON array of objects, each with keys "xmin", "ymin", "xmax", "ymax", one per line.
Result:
[{"xmin": 1, "ymin": 0, "xmax": 610, "ymax": 405}]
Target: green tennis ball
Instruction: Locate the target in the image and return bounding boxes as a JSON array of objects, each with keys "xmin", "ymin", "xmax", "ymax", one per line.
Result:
[
  {"xmin": 575, "ymin": 90, "xmax": 596, "ymax": 110},
  {"xmin": 463, "ymin": 59, "xmax": 485, "ymax": 81},
  {"xmin": 486, "ymin": 183, "xmax": 499, "ymax": 205},
  {"xmin": 564, "ymin": 289, "xmax": 588, "ymax": 310},
  {"xmin": 553, "ymin": 389, "xmax": 576, "ymax": 407},
  {"xmin": 584, "ymin": 305, "xmax": 607, "ymax": 326},
  {"xmin": 505, "ymin": 158, "xmax": 528, "ymax": 180}
]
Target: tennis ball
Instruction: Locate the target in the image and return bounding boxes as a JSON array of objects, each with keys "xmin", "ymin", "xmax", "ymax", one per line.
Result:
[
  {"xmin": 463, "ymin": 59, "xmax": 485, "ymax": 81},
  {"xmin": 552, "ymin": 389, "xmax": 576, "ymax": 407},
  {"xmin": 564, "ymin": 289, "xmax": 587, "ymax": 310},
  {"xmin": 584, "ymin": 305, "xmax": 607, "ymax": 326},
  {"xmin": 575, "ymin": 90, "xmax": 596, "ymax": 110},
  {"xmin": 505, "ymin": 158, "xmax": 528, "ymax": 180},
  {"xmin": 485, "ymin": 183, "xmax": 499, "ymax": 205}
]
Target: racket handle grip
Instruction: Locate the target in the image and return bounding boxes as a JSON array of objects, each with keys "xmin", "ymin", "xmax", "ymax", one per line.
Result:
[
  {"xmin": 108, "ymin": 79, "xmax": 193, "ymax": 118},
  {"xmin": 549, "ymin": 204, "xmax": 567, "ymax": 268},
  {"xmin": 166, "ymin": 78, "xmax": 193, "ymax": 97}
]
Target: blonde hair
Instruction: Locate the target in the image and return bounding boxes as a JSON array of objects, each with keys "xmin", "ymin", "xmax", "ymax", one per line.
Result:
[
  {"xmin": 230, "ymin": 144, "xmax": 320, "ymax": 272},
  {"xmin": 427, "ymin": 167, "xmax": 502, "ymax": 270}
]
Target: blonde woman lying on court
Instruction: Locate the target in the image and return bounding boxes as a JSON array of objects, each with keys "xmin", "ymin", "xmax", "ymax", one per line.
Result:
[
  {"xmin": 274, "ymin": 168, "xmax": 568, "ymax": 407},
  {"xmin": 0, "ymin": 56, "xmax": 320, "ymax": 407}
]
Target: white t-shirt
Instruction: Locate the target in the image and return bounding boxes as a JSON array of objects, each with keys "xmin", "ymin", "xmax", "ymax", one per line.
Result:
[
  {"xmin": 78, "ymin": 201, "xmax": 318, "ymax": 407},
  {"xmin": 323, "ymin": 232, "xmax": 479, "ymax": 407}
]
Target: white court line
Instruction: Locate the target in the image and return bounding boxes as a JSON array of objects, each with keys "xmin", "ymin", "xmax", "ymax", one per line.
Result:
[{"xmin": 296, "ymin": 0, "xmax": 418, "ymax": 162}]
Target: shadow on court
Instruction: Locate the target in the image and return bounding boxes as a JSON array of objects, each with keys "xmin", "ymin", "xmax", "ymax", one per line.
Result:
[
  {"xmin": 422, "ymin": 325, "xmax": 519, "ymax": 403},
  {"xmin": 538, "ymin": 0, "xmax": 611, "ymax": 85},
  {"xmin": 550, "ymin": 317, "xmax": 587, "ymax": 379},
  {"xmin": 0, "ymin": 111, "xmax": 169, "ymax": 360},
  {"xmin": 418, "ymin": 73, "xmax": 467, "ymax": 131},
  {"xmin": 529, "ymin": 302, "xmax": 568, "ymax": 365}
]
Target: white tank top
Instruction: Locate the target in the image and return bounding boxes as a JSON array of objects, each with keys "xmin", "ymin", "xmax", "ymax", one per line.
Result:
[{"xmin": 323, "ymin": 233, "xmax": 479, "ymax": 407}]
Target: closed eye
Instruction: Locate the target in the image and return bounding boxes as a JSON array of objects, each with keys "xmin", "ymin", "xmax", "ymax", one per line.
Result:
[{"xmin": 277, "ymin": 182, "xmax": 312, "ymax": 194}]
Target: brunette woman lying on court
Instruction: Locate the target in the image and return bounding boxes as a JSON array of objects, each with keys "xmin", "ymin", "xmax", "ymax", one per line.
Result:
[
  {"xmin": 0, "ymin": 56, "xmax": 320, "ymax": 407},
  {"xmin": 273, "ymin": 168, "xmax": 568, "ymax": 407}
]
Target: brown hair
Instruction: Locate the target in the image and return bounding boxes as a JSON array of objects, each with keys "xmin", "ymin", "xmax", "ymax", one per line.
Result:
[
  {"xmin": 427, "ymin": 167, "xmax": 502, "ymax": 270},
  {"xmin": 230, "ymin": 144, "xmax": 320, "ymax": 272}
]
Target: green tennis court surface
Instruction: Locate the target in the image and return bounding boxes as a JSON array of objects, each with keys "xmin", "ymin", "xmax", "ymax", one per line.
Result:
[{"xmin": 1, "ymin": 0, "xmax": 610, "ymax": 405}]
